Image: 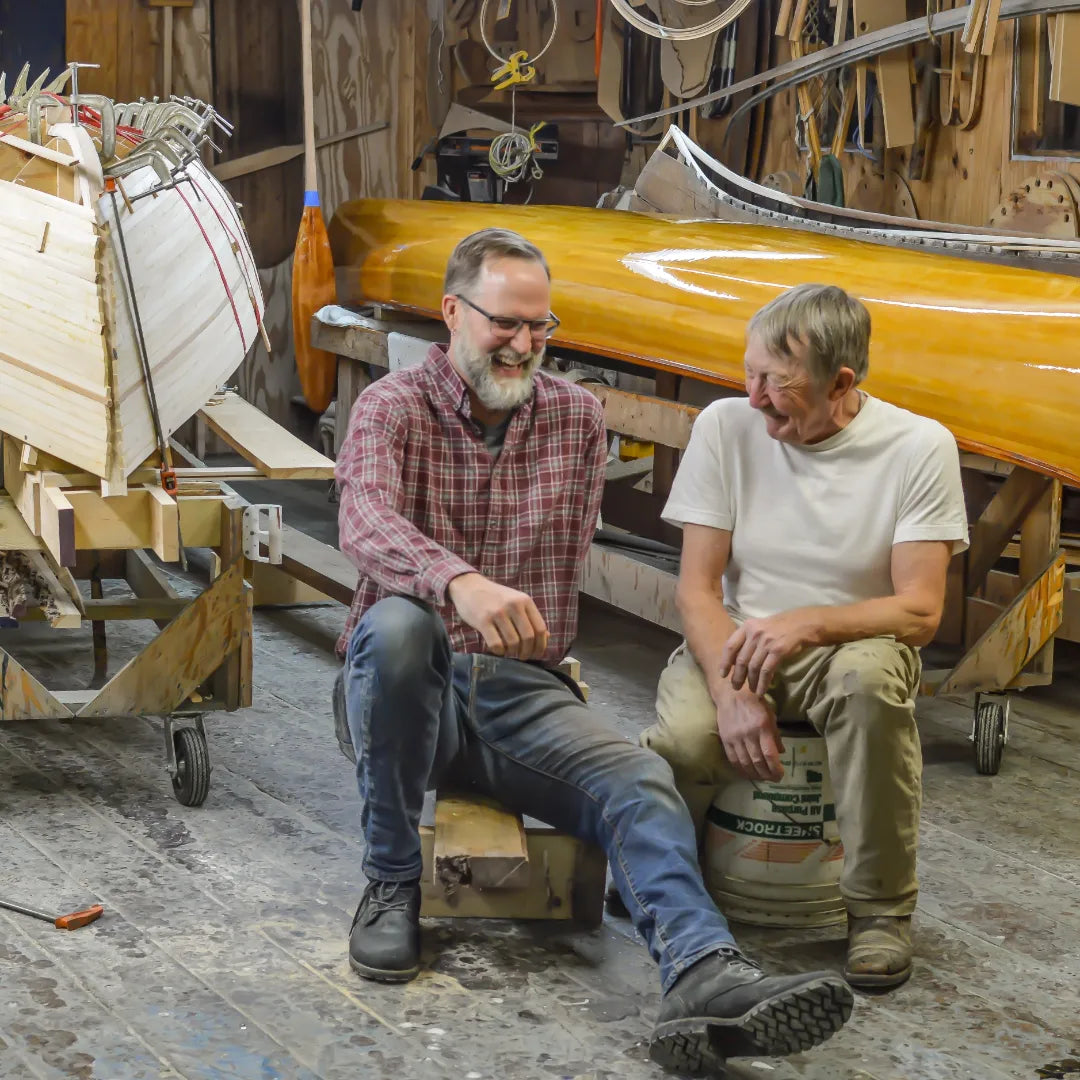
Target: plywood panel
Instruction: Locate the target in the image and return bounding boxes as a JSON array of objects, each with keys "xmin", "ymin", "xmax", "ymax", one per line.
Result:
[
  {"xmin": 313, "ymin": 0, "xmax": 405, "ymax": 215},
  {"xmin": 66, "ymin": 0, "xmax": 121, "ymax": 98},
  {"xmin": 231, "ymin": 1, "xmax": 430, "ymax": 429},
  {"xmin": 116, "ymin": 0, "xmax": 161, "ymax": 102},
  {"xmin": 173, "ymin": 0, "xmax": 213, "ymax": 101},
  {"xmin": 64, "ymin": 0, "xmax": 209, "ymax": 124},
  {"xmin": 213, "ymin": 0, "xmax": 303, "ymax": 268}
]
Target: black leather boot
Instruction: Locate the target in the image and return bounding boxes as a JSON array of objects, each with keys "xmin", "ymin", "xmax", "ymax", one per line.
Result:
[
  {"xmin": 348, "ymin": 879, "xmax": 422, "ymax": 982},
  {"xmin": 649, "ymin": 948, "xmax": 854, "ymax": 1076}
]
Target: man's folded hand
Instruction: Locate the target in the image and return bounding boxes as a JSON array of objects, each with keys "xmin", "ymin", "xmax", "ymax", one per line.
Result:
[{"xmin": 448, "ymin": 573, "xmax": 550, "ymax": 661}]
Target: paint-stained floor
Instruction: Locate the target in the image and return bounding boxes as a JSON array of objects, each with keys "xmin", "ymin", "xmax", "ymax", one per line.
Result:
[{"xmin": 1, "ymin": 480, "xmax": 1078, "ymax": 1080}]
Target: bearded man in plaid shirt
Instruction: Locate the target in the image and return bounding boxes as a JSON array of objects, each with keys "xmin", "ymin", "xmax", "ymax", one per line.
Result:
[{"xmin": 333, "ymin": 228, "xmax": 853, "ymax": 1074}]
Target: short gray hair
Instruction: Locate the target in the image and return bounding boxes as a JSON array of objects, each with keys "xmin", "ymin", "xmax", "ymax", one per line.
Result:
[
  {"xmin": 443, "ymin": 227, "xmax": 550, "ymax": 297},
  {"xmin": 746, "ymin": 283, "xmax": 870, "ymax": 386}
]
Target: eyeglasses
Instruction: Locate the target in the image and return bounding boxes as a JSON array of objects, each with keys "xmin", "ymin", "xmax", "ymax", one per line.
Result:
[{"xmin": 455, "ymin": 294, "xmax": 560, "ymax": 340}]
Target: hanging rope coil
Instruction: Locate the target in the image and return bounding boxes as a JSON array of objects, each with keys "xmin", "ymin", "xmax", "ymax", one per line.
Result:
[
  {"xmin": 489, "ymin": 121, "xmax": 546, "ymax": 183},
  {"xmin": 478, "ymin": 0, "xmax": 558, "ymax": 190},
  {"xmin": 608, "ymin": 0, "xmax": 753, "ymax": 40},
  {"xmin": 478, "ymin": 0, "xmax": 560, "ymax": 64}
]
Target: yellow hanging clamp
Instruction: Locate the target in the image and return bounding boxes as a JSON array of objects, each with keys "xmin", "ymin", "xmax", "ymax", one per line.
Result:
[{"xmin": 491, "ymin": 51, "xmax": 537, "ymax": 91}]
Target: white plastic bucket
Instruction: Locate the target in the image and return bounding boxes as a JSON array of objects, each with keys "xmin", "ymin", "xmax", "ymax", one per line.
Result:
[{"xmin": 704, "ymin": 726, "xmax": 846, "ymax": 928}]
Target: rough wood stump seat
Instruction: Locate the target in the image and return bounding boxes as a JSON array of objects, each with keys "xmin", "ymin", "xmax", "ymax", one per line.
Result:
[{"xmin": 418, "ymin": 657, "xmax": 608, "ymax": 927}]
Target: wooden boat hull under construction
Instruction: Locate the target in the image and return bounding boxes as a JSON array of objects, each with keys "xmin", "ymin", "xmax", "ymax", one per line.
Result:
[
  {"xmin": 1, "ymin": 89, "xmax": 263, "ymax": 487},
  {"xmin": 329, "ymin": 199, "xmax": 1080, "ymax": 488}
]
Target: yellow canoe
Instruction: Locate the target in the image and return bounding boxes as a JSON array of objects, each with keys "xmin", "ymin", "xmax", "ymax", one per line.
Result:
[{"xmin": 329, "ymin": 199, "xmax": 1080, "ymax": 486}]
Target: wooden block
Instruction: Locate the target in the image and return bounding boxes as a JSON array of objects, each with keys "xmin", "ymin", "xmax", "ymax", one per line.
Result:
[
  {"xmin": 40, "ymin": 485, "xmax": 76, "ymax": 567},
  {"xmin": 432, "ymin": 793, "xmax": 530, "ymax": 890},
  {"xmin": 834, "ymin": 0, "xmax": 851, "ymax": 45},
  {"xmin": 1019, "ymin": 479, "xmax": 1062, "ymax": 586},
  {"xmin": 199, "ymin": 392, "xmax": 335, "ymax": 480},
  {"xmin": 420, "ymin": 824, "xmax": 606, "ymax": 926},
  {"xmin": 213, "ymin": 503, "xmax": 248, "ymax": 712},
  {"xmin": 962, "ymin": 0, "xmax": 989, "ymax": 47},
  {"xmin": 178, "ymin": 496, "xmax": 226, "ymax": 549},
  {"xmin": 557, "ymin": 656, "xmax": 582, "ymax": 684},
  {"xmin": 145, "ymin": 484, "xmax": 180, "ymax": 563}
]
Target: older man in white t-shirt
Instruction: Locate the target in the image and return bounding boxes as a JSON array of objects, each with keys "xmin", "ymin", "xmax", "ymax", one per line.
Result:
[{"xmin": 642, "ymin": 283, "xmax": 968, "ymax": 991}]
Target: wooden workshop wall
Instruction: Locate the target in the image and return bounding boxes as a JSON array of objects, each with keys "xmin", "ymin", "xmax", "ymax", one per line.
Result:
[
  {"xmin": 63, "ymin": 0, "xmax": 432, "ymax": 435},
  {"xmin": 718, "ymin": 15, "xmax": 1080, "ymax": 227},
  {"xmin": 234, "ymin": 0, "xmax": 432, "ymax": 432},
  {"xmin": 438, "ymin": 0, "xmax": 626, "ymax": 206},
  {"xmin": 66, "ymin": 0, "xmax": 213, "ymax": 102}
]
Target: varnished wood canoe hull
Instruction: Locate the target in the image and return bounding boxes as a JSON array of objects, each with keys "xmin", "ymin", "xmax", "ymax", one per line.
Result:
[{"xmin": 329, "ymin": 198, "xmax": 1080, "ymax": 487}]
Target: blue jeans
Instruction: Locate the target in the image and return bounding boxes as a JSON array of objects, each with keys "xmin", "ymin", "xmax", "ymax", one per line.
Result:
[{"xmin": 342, "ymin": 596, "xmax": 736, "ymax": 991}]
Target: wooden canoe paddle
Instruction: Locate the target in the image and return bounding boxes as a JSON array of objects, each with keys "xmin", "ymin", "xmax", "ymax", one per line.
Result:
[{"xmin": 292, "ymin": 0, "xmax": 338, "ymax": 415}]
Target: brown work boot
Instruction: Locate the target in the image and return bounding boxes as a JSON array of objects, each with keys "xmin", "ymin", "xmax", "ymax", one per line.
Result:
[{"xmin": 844, "ymin": 915, "xmax": 913, "ymax": 990}]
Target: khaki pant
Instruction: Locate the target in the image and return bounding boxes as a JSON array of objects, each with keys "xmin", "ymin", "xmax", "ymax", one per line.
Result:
[{"xmin": 641, "ymin": 638, "xmax": 922, "ymax": 918}]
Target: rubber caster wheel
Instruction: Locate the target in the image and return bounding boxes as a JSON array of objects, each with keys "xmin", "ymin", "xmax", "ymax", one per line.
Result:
[
  {"xmin": 974, "ymin": 698, "xmax": 1007, "ymax": 776},
  {"xmin": 172, "ymin": 726, "xmax": 211, "ymax": 806}
]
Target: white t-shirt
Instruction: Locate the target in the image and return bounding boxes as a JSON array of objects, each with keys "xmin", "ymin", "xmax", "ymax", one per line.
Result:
[{"xmin": 662, "ymin": 395, "xmax": 969, "ymax": 622}]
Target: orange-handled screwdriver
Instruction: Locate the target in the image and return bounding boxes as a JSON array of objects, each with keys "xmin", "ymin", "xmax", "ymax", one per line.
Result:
[{"xmin": 0, "ymin": 897, "xmax": 104, "ymax": 930}]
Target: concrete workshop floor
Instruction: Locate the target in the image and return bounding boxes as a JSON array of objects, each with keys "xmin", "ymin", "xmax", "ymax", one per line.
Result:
[{"xmin": 1, "ymin": 479, "xmax": 1079, "ymax": 1080}]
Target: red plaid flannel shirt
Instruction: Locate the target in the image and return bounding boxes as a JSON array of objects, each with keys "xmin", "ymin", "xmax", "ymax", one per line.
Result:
[{"xmin": 335, "ymin": 344, "xmax": 607, "ymax": 663}]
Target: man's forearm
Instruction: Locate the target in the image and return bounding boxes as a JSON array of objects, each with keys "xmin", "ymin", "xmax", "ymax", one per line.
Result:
[
  {"xmin": 678, "ymin": 588, "xmax": 749, "ymax": 705},
  {"xmin": 339, "ymin": 489, "xmax": 475, "ymax": 605},
  {"xmin": 797, "ymin": 594, "xmax": 940, "ymax": 648}
]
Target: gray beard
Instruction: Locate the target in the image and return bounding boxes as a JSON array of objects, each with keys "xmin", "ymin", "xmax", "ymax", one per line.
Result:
[{"xmin": 458, "ymin": 342, "xmax": 544, "ymax": 412}]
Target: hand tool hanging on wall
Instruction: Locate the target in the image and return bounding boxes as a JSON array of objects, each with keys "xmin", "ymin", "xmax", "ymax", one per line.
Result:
[
  {"xmin": 0, "ymin": 895, "xmax": 104, "ymax": 930},
  {"xmin": 292, "ymin": 0, "xmax": 338, "ymax": 415}
]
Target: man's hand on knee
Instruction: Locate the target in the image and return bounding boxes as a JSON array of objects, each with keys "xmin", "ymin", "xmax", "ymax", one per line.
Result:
[
  {"xmin": 448, "ymin": 573, "xmax": 550, "ymax": 661},
  {"xmin": 715, "ymin": 690, "xmax": 785, "ymax": 782},
  {"xmin": 719, "ymin": 610, "xmax": 823, "ymax": 695}
]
